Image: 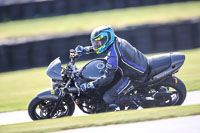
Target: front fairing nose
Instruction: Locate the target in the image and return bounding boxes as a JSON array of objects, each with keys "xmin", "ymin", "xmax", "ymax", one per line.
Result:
[{"xmin": 46, "ymin": 57, "xmax": 63, "ymax": 80}]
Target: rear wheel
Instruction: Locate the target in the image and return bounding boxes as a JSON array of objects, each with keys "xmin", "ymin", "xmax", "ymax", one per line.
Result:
[
  {"xmin": 154, "ymin": 76, "xmax": 187, "ymax": 106},
  {"xmin": 28, "ymin": 97, "xmax": 75, "ymax": 120}
]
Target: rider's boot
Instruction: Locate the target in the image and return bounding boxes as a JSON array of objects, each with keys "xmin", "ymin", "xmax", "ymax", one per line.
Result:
[
  {"xmin": 114, "ymin": 95, "xmax": 139, "ymax": 109},
  {"xmin": 107, "ymin": 104, "xmax": 119, "ymax": 111},
  {"xmin": 128, "ymin": 95, "xmax": 140, "ymax": 109},
  {"xmin": 109, "ymin": 104, "xmax": 118, "ymax": 108}
]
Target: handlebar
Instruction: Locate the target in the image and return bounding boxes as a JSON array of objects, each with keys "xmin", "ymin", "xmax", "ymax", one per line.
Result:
[
  {"xmin": 72, "ymin": 45, "xmax": 94, "ymax": 56},
  {"xmin": 65, "ymin": 45, "xmax": 94, "ymax": 79},
  {"xmin": 69, "ymin": 45, "xmax": 94, "ymax": 64}
]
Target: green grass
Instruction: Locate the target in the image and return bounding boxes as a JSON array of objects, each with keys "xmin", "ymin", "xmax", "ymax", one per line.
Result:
[
  {"xmin": 0, "ymin": 1, "xmax": 200, "ymax": 39},
  {"xmin": 0, "ymin": 104, "xmax": 200, "ymax": 133},
  {"xmin": 0, "ymin": 48, "xmax": 200, "ymax": 113},
  {"xmin": 0, "ymin": 60, "xmax": 89, "ymax": 113},
  {"xmin": 175, "ymin": 49, "xmax": 200, "ymax": 91}
]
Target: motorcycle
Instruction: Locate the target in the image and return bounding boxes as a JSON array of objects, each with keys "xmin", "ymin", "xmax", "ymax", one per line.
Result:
[{"xmin": 28, "ymin": 46, "xmax": 186, "ymax": 120}]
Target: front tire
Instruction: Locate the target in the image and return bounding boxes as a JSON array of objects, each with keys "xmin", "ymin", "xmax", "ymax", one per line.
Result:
[{"xmin": 28, "ymin": 97, "xmax": 75, "ymax": 120}]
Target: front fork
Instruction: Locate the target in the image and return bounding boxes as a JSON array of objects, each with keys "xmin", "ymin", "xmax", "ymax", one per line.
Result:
[
  {"xmin": 49, "ymin": 89, "xmax": 72, "ymax": 118},
  {"xmin": 49, "ymin": 79, "xmax": 73, "ymax": 117}
]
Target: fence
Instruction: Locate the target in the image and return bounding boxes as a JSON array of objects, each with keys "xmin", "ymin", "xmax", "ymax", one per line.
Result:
[
  {"xmin": 0, "ymin": 0, "xmax": 198, "ymax": 22},
  {"xmin": 0, "ymin": 19, "xmax": 200, "ymax": 72}
]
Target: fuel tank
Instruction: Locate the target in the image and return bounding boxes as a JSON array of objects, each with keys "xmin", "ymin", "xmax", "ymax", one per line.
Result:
[{"xmin": 80, "ymin": 59, "xmax": 106, "ymax": 81}]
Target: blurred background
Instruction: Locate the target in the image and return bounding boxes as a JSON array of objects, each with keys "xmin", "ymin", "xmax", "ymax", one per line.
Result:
[
  {"xmin": 0, "ymin": 0, "xmax": 200, "ymax": 113},
  {"xmin": 0, "ymin": 0, "xmax": 200, "ymax": 72}
]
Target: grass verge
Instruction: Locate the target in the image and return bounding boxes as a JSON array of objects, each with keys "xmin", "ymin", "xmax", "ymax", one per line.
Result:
[
  {"xmin": 0, "ymin": 60, "xmax": 89, "ymax": 113},
  {"xmin": 0, "ymin": 1, "xmax": 200, "ymax": 39},
  {"xmin": 0, "ymin": 48, "xmax": 200, "ymax": 113},
  {"xmin": 0, "ymin": 104, "xmax": 200, "ymax": 133}
]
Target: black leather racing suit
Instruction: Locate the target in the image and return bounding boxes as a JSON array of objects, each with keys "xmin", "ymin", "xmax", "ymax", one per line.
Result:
[{"xmin": 93, "ymin": 37, "xmax": 149, "ymax": 105}]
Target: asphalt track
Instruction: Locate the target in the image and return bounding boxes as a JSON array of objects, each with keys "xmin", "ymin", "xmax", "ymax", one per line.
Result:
[{"xmin": 0, "ymin": 90, "xmax": 200, "ymax": 125}]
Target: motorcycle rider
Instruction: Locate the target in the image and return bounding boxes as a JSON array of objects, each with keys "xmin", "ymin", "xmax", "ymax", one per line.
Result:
[{"xmin": 81, "ymin": 25, "xmax": 149, "ymax": 109}]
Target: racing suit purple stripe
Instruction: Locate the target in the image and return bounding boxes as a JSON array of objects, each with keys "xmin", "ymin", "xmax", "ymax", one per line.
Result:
[
  {"xmin": 116, "ymin": 77, "xmax": 129, "ymax": 93},
  {"xmin": 106, "ymin": 44, "xmax": 118, "ymax": 69}
]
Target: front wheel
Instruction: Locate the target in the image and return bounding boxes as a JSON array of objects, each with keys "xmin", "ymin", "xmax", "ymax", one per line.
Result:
[{"xmin": 28, "ymin": 97, "xmax": 75, "ymax": 120}]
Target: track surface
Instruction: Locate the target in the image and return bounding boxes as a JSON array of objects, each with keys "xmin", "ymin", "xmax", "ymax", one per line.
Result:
[{"xmin": 0, "ymin": 90, "xmax": 200, "ymax": 125}]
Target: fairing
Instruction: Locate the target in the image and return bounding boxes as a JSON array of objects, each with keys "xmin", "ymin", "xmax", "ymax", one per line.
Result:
[{"xmin": 46, "ymin": 58, "xmax": 62, "ymax": 80}]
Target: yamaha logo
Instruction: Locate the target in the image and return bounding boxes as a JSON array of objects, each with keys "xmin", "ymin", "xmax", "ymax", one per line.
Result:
[{"xmin": 96, "ymin": 63, "xmax": 105, "ymax": 70}]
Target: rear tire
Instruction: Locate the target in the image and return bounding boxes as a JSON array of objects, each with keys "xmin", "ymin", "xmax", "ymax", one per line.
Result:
[
  {"xmin": 157, "ymin": 76, "xmax": 187, "ymax": 105},
  {"xmin": 28, "ymin": 97, "xmax": 75, "ymax": 120}
]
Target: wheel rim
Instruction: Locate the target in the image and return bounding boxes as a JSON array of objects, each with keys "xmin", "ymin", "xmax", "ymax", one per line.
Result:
[
  {"xmin": 34, "ymin": 99, "xmax": 70, "ymax": 119},
  {"xmin": 157, "ymin": 86, "xmax": 180, "ymax": 106}
]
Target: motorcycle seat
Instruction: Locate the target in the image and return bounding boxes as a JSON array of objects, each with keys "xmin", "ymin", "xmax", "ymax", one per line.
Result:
[{"xmin": 147, "ymin": 53, "xmax": 171, "ymax": 77}]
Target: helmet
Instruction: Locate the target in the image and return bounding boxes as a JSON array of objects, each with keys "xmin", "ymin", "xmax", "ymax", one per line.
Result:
[{"xmin": 91, "ymin": 25, "xmax": 115, "ymax": 54}]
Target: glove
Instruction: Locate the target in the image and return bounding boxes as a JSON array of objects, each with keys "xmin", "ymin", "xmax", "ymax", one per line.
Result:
[
  {"xmin": 75, "ymin": 45, "xmax": 84, "ymax": 55},
  {"xmin": 83, "ymin": 46, "xmax": 95, "ymax": 54},
  {"xmin": 80, "ymin": 83, "xmax": 87, "ymax": 92},
  {"xmin": 80, "ymin": 82, "xmax": 95, "ymax": 92},
  {"xmin": 87, "ymin": 82, "xmax": 95, "ymax": 90}
]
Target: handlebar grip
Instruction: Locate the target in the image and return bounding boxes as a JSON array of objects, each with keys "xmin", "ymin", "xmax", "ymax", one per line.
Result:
[{"xmin": 75, "ymin": 45, "xmax": 84, "ymax": 53}]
